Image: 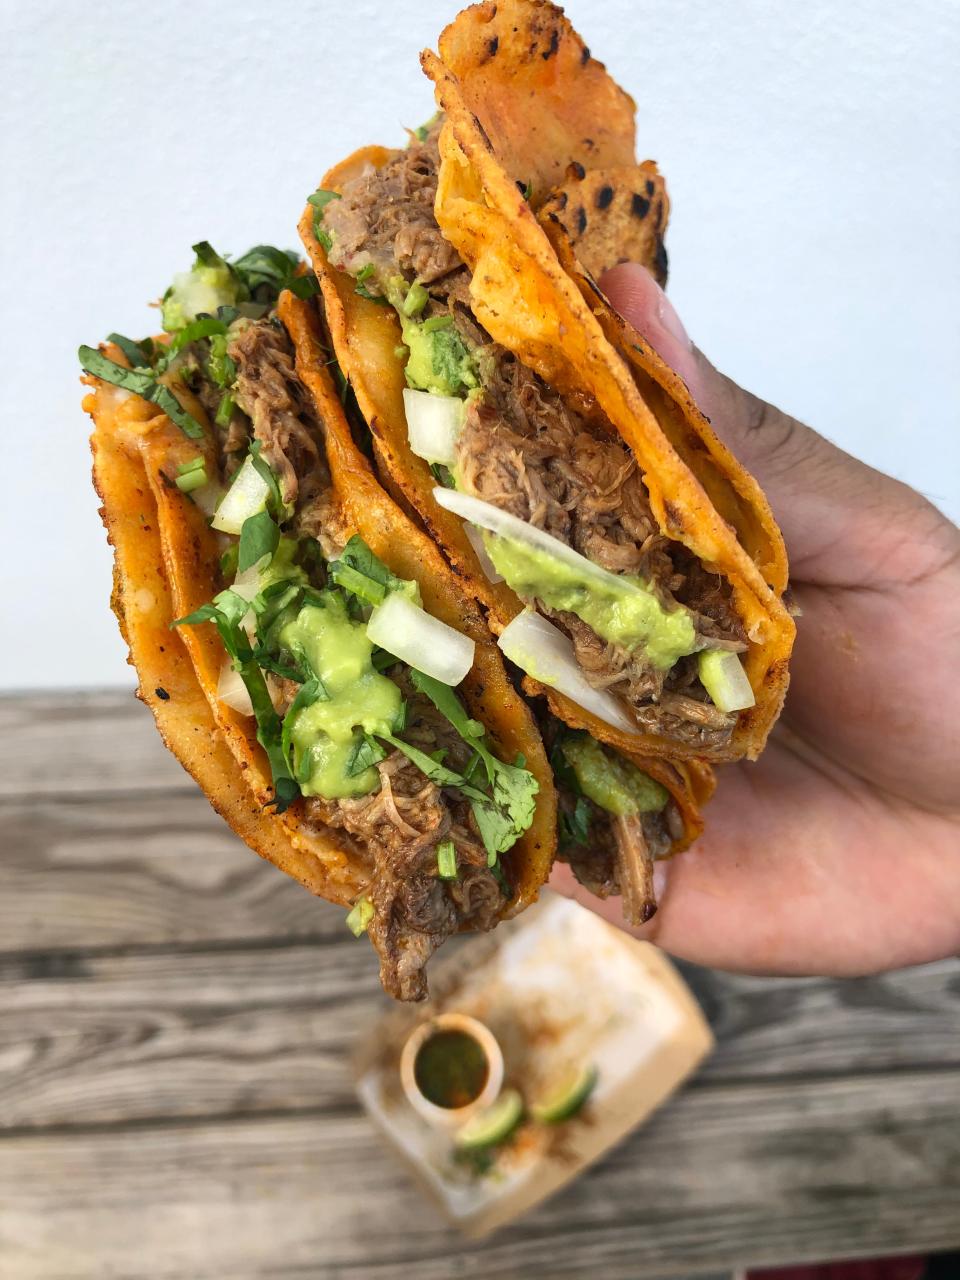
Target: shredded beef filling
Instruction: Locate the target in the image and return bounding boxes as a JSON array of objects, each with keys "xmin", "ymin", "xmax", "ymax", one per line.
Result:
[
  {"xmin": 325, "ymin": 127, "xmax": 748, "ymax": 749},
  {"xmin": 559, "ymin": 790, "xmax": 682, "ymax": 908},
  {"xmin": 303, "ymin": 675, "xmax": 505, "ymax": 1000},
  {"xmin": 325, "ymin": 123, "xmax": 471, "ymax": 308},
  {"xmin": 210, "ymin": 320, "xmax": 504, "ymax": 1001}
]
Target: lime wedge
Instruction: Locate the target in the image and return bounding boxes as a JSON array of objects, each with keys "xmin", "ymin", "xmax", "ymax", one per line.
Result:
[
  {"xmin": 530, "ymin": 1065, "xmax": 598, "ymax": 1124},
  {"xmin": 454, "ymin": 1088, "xmax": 524, "ymax": 1151}
]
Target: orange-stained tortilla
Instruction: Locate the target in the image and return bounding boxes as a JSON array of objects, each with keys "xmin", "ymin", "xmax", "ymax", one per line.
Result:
[
  {"xmin": 86, "ymin": 380, "xmax": 342, "ymax": 899},
  {"xmin": 433, "ymin": 0, "xmax": 637, "ymax": 206},
  {"xmin": 83, "ymin": 298, "xmax": 561, "ymax": 920},
  {"xmin": 413, "ymin": 8, "xmax": 794, "ymax": 761},
  {"xmin": 302, "ymin": 180, "xmax": 714, "ymax": 838},
  {"xmin": 539, "ymin": 161, "xmax": 670, "ymax": 287}
]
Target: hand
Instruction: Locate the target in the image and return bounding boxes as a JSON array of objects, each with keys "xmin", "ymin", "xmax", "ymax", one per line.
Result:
[{"xmin": 550, "ymin": 264, "xmax": 960, "ymax": 976}]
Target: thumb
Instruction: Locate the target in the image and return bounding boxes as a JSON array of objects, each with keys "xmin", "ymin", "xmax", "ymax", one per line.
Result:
[
  {"xmin": 598, "ymin": 262, "xmax": 921, "ymax": 579},
  {"xmin": 599, "ymin": 262, "xmax": 804, "ymax": 482}
]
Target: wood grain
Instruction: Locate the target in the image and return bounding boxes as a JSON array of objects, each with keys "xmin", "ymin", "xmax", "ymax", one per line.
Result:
[
  {"xmin": 0, "ymin": 1072, "xmax": 956, "ymax": 1279},
  {"xmin": 2, "ymin": 936, "xmax": 958, "ymax": 1130},
  {"xmin": 0, "ymin": 690, "xmax": 186, "ymax": 798},
  {"xmin": 0, "ymin": 793, "xmax": 334, "ymax": 951},
  {"xmin": 2, "ymin": 691, "xmax": 958, "ymax": 1277}
]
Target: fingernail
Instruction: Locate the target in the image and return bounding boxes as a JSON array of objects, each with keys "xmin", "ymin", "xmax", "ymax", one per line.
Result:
[
  {"xmin": 653, "ymin": 286, "xmax": 691, "ymax": 350},
  {"xmin": 653, "ymin": 858, "xmax": 671, "ymax": 904}
]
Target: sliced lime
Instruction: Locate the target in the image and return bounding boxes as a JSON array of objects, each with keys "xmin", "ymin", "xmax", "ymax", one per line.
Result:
[
  {"xmin": 454, "ymin": 1088, "xmax": 524, "ymax": 1151},
  {"xmin": 530, "ymin": 1064, "xmax": 598, "ymax": 1124}
]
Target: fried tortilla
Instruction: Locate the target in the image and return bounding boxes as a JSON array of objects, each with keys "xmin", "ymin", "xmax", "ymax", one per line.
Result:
[
  {"xmin": 82, "ymin": 241, "xmax": 709, "ymax": 993},
  {"xmin": 301, "ymin": 0, "xmax": 793, "ymax": 764}
]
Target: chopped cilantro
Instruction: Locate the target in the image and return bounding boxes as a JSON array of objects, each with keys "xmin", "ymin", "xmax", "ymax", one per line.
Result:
[
  {"xmin": 405, "ymin": 671, "xmax": 539, "ymax": 862},
  {"xmin": 107, "ymin": 332, "xmax": 152, "ymax": 368},
  {"xmin": 327, "ymin": 535, "xmax": 410, "ymax": 607},
  {"xmin": 345, "ymin": 732, "xmax": 387, "ymax": 777},
  {"xmin": 172, "ymin": 589, "xmax": 298, "ymax": 812},
  {"xmin": 437, "ymin": 840, "xmax": 458, "ymax": 881},
  {"xmin": 238, "ymin": 509, "xmax": 280, "ymax": 573},
  {"xmin": 78, "ymin": 345, "xmax": 204, "ymax": 440}
]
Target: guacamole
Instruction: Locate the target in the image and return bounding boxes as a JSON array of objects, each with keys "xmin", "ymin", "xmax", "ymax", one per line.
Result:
[
  {"xmin": 401, "ymin": 314, "xmax": 479, "ymax": 398},
  {"xmin": 483, "ymin": 534, "xmax": 698, "ymax": 671},
  {"xmin": 280, "ymin": 595, "xmax": 401, "ymax": 799},
  {"xmin": 562, "ymin": 735, "xmax": 669, "ymax": 817}
]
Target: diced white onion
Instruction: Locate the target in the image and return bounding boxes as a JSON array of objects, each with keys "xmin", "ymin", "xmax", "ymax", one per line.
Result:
[
  {"xmin": 403, "ymin": 388, "xmax": 463, "ymax": 465},
  {"xmin": 191, "ymin": 481, "xmax": 224, "ymax": 519},
  {"xmin": 697, "ymin": 649, "xmax": 756, "ymax": 713},
  {"xmin": 497, "ymin": 610, "xmax": 638, "ymax": 733},
  {"xmin": 463, "ymin": 524, "xmax": 504, "ymax": 584},
  {"xmin": 217, "ymin": 663, "xmax": 253, "ymax": 716},
  {"xmin": 230, "ymin": 560, "xmax": 266, "ymax": 639},
  {"xmin": 367, "ymin": 592, "xmax": 475, "ymax": 686},
  {"xmin": 211, "ymin": 455, "xmax": 270, "ymax": 534},
  {"xmin": 433, "ymin": 487, "xmax": 623, "ymax": 592}
]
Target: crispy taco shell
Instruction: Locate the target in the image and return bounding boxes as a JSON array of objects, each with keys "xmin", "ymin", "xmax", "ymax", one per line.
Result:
[
  {"xmin": 84, "ymin": 305, "xmax": 559, "ymax": 917},
  {"xmin": 417, "ymin": 3, "xmax": 794, "ymax": 761}
]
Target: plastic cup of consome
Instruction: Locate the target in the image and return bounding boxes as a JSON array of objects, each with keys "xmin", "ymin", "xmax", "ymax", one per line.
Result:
[{"xmin": 399, "ymin": 1012, "xmax": 504, "ymax": 1128}]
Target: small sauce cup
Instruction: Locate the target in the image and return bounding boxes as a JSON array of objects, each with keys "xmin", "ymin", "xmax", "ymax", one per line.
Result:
[{"xmin": 399, "ymin": 1013, "xmax": 504, "ymax": 1128}]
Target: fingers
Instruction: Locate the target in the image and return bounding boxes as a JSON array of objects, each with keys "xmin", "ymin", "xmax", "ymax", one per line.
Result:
[
  {"xmin": 598, "ymin": 263, "xmax": 935, "ymax": 583},
  {"xmin": 550, "ymin": 745, "xmax": 960, "ymax": 976}
]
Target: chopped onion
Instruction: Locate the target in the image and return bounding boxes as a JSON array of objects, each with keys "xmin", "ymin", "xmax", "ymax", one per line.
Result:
[
  {"xmin": 497, "ymin": 610, "xmax": 638, "ymax": 733},
  {"xmin": 697, "ymin": 649, "xmax": 755, "ymax": 713},
  {"xmin": 463, "ymin": 524, "xmax": 504, "ymax": 584},
  {"xmin": 433, "ymin": 486, "xmax": 621, "ymax": 592},
  {"xmin": 367, "ymin": 591, "xmax": 475, "ymax": 686},
  {"xmin": 217, "ymin": 663, "xmax": 253, "ymax": 716},
  {"xmin": 403, "ymin": 388, "xmax": 463, "ymax": 464},
  {"xmin": 230, "ymin": 560, "xmax": 265, "ymax": 638},
  {"xmin": 191, "ymin": 480, "xmax": 224, "ymax": 518},
  {"xmin": 211, "ymin": 455, "xmax": 270, "ymax": 534}
]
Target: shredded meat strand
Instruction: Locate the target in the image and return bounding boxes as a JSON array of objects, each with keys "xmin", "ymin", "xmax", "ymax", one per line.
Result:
[
  {"xmin": 612, "ymin": 814, "xmax": 657, "ymax": 925},
  {"xmin": 324, "ymin": 127, "xmax": 748, "ymax": 749},
  {"xmin": 303, "ymin": 680, "xmax": 505, "ymax": 1001}
]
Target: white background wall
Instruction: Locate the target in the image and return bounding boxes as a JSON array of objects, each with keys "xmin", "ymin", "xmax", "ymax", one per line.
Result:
[{"xmin": 2, "ymin": 0, "xmax": 957, "ymax": 689}]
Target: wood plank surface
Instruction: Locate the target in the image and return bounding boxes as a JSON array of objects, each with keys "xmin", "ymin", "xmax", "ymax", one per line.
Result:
[
  {"xmin": 0, "ymin": 1072, "xmax": 956, "ymax": 1280},
  {"xmin": 0, "ymin": 793, "xmax": 330, "ymax": 950},
  {"xmin": 2, "ymin": 691, "xmax": 958, "ymax": 1277},
  {"xmin": 2, "ymin": 936, "xmax": 958, "ymax": 1130},
  {"xmin": 0, "ymin": 690, "xmax": 186, "ymax": 798}
]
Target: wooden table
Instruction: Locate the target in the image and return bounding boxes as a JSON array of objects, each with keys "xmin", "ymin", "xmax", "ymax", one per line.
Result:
[{"xmin": 1, "ymin": 691, "xmax": 957, "ymax": 1280}]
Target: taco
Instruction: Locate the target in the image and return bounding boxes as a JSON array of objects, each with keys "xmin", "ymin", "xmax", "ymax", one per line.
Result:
[
  {"xmin": 80, "ymin": 241, "xmax": 707, "ymax": 993},
  {"xmin": 300, "ymin": 0, "xmax": 794, "ymax": 766}
]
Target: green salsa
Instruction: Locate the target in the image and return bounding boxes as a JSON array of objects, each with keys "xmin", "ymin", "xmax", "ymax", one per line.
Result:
[
  {"xmin": 484, "ymin": 534, "xmax": 697, "ymax": 671},
  {"xmin": 401, "ymin": 314, "xmax": 478, "ymax": 398},
  {"xmin": 414, "ymin": 1030, "xmax": 490, "ymax": 1109},
  {"xmin": 161, "ymin": 259, "xmax": 241, "ymax": 332},
  {"xmin": 280, "ymin": 595, "xmax": 401, "ymax": 799},
  {"xmin": 562, "ymin": 735, "xmax": 669, "ymax": 817}
]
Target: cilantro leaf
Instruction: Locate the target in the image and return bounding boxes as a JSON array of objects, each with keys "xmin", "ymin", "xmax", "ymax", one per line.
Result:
[
  {"xmin": 308, "ymin": 189, "xmax": 341, "ymax": 253},
  {"xmin": 173, "ymin": 589, "xmax": 298, "ymax": 812},
  {"xmin": 247, "ymin": 440, "xmax": 285, "ymax": 517},
  {"xmin": 409, "ymin": 670, "xmax": 538, "ymax": 861},
  {"xmin": 79, "ymin": 345, "xmax": 204, "ymax": 440},
  {"xmin": 231, "ymin": 245, "xmax": 317, "ymax": 302},
  {"xmin": 166, "ymin": 314, "xmax": 229, "ymax": 359},
  {"xmin": 379, "ymin": 733, "xmax": 467, "ymax": 790},
  {"xmin": 327, "ymin": 535, "xmax": 408, "ymax": 607},
  {"xmin": 280, "ymin": 676, "xmax": 327, "ymax": 772},
  {"xmin": 107, "ymin": 332, "xmax": 152, "ymax": 368},
  {"xmin": 345, "ymin": 732, "xmax": 387, "ymax": 777},
  {"xmin": 238, "ymin": 509, "xmax": 280, "ymax": 573}
]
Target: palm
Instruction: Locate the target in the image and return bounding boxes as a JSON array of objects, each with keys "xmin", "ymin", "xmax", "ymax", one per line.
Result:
[{"xmin": 552, "ymin": 266, "xmax": 960, "ymax": 974}]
